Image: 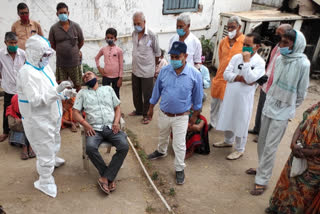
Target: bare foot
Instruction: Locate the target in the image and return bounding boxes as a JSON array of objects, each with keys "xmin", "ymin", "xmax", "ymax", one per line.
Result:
[{"xmin": 0, "ymin": 134, "xmax": 8, "ymax": 142}]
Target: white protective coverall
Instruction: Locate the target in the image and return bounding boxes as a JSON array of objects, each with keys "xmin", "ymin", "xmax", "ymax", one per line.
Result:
[{"xmin": 16, "ymin": 35, "xmax": 73, "ymax": 198}]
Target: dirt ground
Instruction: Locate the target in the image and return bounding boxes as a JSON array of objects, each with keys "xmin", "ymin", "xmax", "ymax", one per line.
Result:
[{"xmin": 0, "ymin": 79, "xmax": 319, "ymax": 214}]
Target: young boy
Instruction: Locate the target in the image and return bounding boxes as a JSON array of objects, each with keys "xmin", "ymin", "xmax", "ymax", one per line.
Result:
[
  {"xmin": 154, "ymin": 49, "xmax": 168, "ymax": 79},
  {"xmin": 95, "ymin": 28, "xmax": 123, "ymax": 99}
]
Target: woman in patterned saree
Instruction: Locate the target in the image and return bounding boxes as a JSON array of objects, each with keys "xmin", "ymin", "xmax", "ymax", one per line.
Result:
[{"xmin": 265, "ymin": 102, "xmax": 320, "ymax": 214}]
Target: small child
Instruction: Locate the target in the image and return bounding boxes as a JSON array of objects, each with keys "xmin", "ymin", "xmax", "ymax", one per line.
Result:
[
  {"xmin": 95, "ymin": 28, "xmax": 123, "ymax": 99},
  {"xmin": 154, "ymin": 49, "xmax": 168, "ymax": 79}
]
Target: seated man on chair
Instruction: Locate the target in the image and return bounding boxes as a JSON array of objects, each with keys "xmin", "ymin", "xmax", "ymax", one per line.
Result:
[{"xmin": 72, "ymin": 71, "xmax": 129, "ymax": 195}]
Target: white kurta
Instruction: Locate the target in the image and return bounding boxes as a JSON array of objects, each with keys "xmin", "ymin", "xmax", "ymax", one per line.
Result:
[{"xmin": 216, "ymin": 53, "xmax": 265, "ymax": 137}]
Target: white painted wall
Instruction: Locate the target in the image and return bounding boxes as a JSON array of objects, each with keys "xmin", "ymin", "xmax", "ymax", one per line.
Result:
[{"xmin": 0, "ymin": 0, "xmax": 252, "ymax": 72}]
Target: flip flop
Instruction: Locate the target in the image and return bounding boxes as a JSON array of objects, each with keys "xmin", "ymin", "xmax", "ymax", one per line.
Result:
[
  {"xmin": 28, "ymin": 150, "xmax": 36, "ymax": 158},
  {"xmin": 141, "ymin": 117, "xmax": 151, "ymax": 125},
  {"xmin": 108, "ymin": 181, "xmax": 116, "ymax": 192},
  {"xmin": 245, "ymin": 168, "xmax": 257, "ymax": 175},
  {"xmin": 250, "ymin": 184, "xmax": 267, "ymax": 196},
  {"xmin": 97, "ymin": 179, "xmax": 110, "ymax": 195},
  {"xmin": 21, "ymin": 152, "xmax": 29, "ymax": 160}
]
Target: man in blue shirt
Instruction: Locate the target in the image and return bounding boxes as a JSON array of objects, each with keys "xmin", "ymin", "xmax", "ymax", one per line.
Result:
[{"xmin": 147, "ymin": 41, "xmax": 203, "ymax": 185}]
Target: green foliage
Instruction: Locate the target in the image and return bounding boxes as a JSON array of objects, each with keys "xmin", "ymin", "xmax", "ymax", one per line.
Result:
[
  {"xmin": 199, "ymin": 35, "xmax": 214, "ymax": 62},
  {"xmin": 82, "ymin": 63, "xmax": 95, "ymax": 73},
  {"xmin": 169, "ymin": 188, "xmax": 176, "ymax": 196},
  {"xmin": 151, "ymin": 171, "xmax": 159, "ymax": 181},
  {"xmin": 146, "ymin": 205, "xmax": 156, "ymax": 213}
]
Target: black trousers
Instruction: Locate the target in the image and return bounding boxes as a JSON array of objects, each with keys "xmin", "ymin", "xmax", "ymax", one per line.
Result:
[
  {"xmin": 102, "ymin": 77, "xmax": 120, "ymax": 99},
  {"xmin": 131, "ymin": 73, "xmax": 154, "ymax": 117},
  {"xmin": 3, "ymin": 92, "xmax": 14, "ymax": 134},
  {"xmin": 253, "ymin": 89, "xmax": 266, "ymax": 134}
]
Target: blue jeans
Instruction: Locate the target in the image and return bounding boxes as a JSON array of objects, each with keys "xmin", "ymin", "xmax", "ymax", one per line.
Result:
[{"xmin": 86, "ymin": 126, "xmax": 129, "ymax": 181}]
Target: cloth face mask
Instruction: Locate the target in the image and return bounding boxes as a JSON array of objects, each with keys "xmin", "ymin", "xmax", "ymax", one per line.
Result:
[{"xmin": 85, "ymin": 77, "xmax": 97, "ymax": 88}]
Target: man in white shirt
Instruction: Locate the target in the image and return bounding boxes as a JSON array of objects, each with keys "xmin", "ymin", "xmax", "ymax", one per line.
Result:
[
  {"xmin": 213, "ymin": 33, "xmax": 266, "ymax": 160},
  {"xmin": 0, "ymin": 32, "xmax": 26, "ymax": 142},
  {"xmin": 169, "ymin": 13, "xmax": 202, "ymax": 67}
]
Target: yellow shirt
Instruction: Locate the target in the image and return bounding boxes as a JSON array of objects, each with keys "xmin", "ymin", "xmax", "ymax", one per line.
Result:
[
  {"xmin": 211, "ymin": 34, "xmax": 245, "ymax": 100},
  {"xmin": 11, "ymin": 20, "xmax": 44, "ymax": 50}
]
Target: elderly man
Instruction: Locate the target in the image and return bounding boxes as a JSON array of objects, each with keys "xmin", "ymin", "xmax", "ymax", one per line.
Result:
[
  {"xmin": 0, "ymin": 32, "xmax": 26, "ymax": 142},
  {"xmin": 73, "ymin": 71, "xmax": 129, "ymax": 195},
  {"xmin": 214, "ymin": 33, "xmax": 266, "ymax": 160},
  {"xmin": 16, "ymin": 34, "xmax": 76, "ymax": 197},
  {"xmin": 209, "ymin": 16, "xmax": 244, "ymax": 130},
  {"xmin": 49, "ymin": 2, "xmax": 84, "ymax": 91},
  {"xmin": 169, "ymin": 13, "xmax": 202, "ymax": 67},
  {"xmin": 147, "ymin": 41, "xmax": 203, "ymax": 185},
  {"xmin": 248, "ymin": 24, "xmax": 292, "ymax": 141},
  {"xmin": 249, "ymin": 30, "xmax": 310, "ymax": 196},
  {"xmin": 11, "ymin": 2, "xmax": 44, "ymax": 50},
  {"xmin": 129, "ymin": 11, "xmax": 161, "ymax": 124}
]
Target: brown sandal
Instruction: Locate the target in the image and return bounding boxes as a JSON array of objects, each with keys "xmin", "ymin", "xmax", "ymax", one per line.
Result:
[
  {"xmin": 250, "ymin": 184, "xmax": 267, "ymax": 196},
  {"xmin": 97, "ymin": 179, "xmax": 110, "ymax": 195},
  {"xmin": 108, "ymin": 181, "xmax": 116, "ymax": 192},
  {"xmin": 21, "ymin": 152, "xmax": 29, "ymax": 160},
  {"xmin": 245, "ymin": 168, "xmax": 257, "ymax": 175}
]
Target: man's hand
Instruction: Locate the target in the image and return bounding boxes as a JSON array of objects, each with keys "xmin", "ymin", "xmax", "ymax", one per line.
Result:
[
  {"xmin": 117, "ymin": 78, "xmax": 122, "ymax": 88},
  {"xmin": 234, "ymin": 75, "xmax": 246, "ymax": 83},
  {"xmin": 84, "ymin": 124, "xmax": 96, "ymax": 136},
  {"xmin": 292, "ymin": 142, "xmax": 304, "ymax": 158},
  {"xmin": 98, "ymin": 66, "xmax": 104, "ymax": 75},
  {"xmin": 242, "ymin": 51, "xmax": 251, "ymax": 63},
  {"xmin": 112, "ymin": 123, "xmax": 120, "ymax": 134},
  {"xmin": 147, "ymin": 108, "xmax": 154, "ymax": 120}
]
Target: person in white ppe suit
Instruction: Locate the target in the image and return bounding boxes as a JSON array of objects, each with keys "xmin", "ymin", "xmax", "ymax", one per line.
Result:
[{"xmin": 16, "ymin": 34, "xmax": 77, "ymax": 198}]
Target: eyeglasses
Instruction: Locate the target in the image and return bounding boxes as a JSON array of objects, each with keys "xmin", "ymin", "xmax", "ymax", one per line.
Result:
[
  {"xmin": 227, "ymin": 25, "xmax": 238, "ymax": 31},
  {"xmin": 19, "ymin": 12, "xmax": 29, "ymax": 15}
]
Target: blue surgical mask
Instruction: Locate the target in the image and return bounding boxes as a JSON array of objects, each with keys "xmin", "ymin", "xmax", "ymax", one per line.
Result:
[
  {"xmin": 280, "ymin": 47, "xmax": 292, "ymax": 55},
  {"xmin": 177, "ymin": 29, "xmax": 186, "ymax": 36},
  {"xmin": 170, "ymin": 60, "xmax": 183, "ymax": 69},
  {"xmin": 58, "ymin": 14, "xmax": 68, "ymax": 22},
  {"xmin": 38, "ymin": 56, "xmax": 50, "ymax": 69},
  {"xmin": 85, "ymin": 77, "xmax": 97, "ymax": 88},
  {"xmin": 134, "ymin": 26, "xmax": 143, "ymax": 33},
  {"xmin": 106, "ymin": 39, "xmax": 114, "ymax": 45}
]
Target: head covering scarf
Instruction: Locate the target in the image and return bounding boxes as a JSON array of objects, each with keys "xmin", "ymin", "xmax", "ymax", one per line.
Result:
[
  {"xmin": 267, "ymin": 30, "xmax": 310, "ymax": 105},
  {"xmin": 6, "ymin": 94, "xmax": 21, "ymax": 119}
]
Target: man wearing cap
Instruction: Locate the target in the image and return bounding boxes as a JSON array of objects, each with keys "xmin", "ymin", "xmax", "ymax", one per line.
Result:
[{"xmin": 147, "ymin": 41, "xmax": 203, "ymax": 185}]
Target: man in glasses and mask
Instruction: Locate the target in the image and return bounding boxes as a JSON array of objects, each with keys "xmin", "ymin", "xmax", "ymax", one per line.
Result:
[
  {"xmin": 209, "ymin": 16, "xmax": 244, "ymax": 131},
  {"xmin": 214, "ymin": 33, "xmax": 266, "ymax": 160},
  {"xmin": 11, "ymin": 2, "xmax": 44, "ymax": 50}
]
